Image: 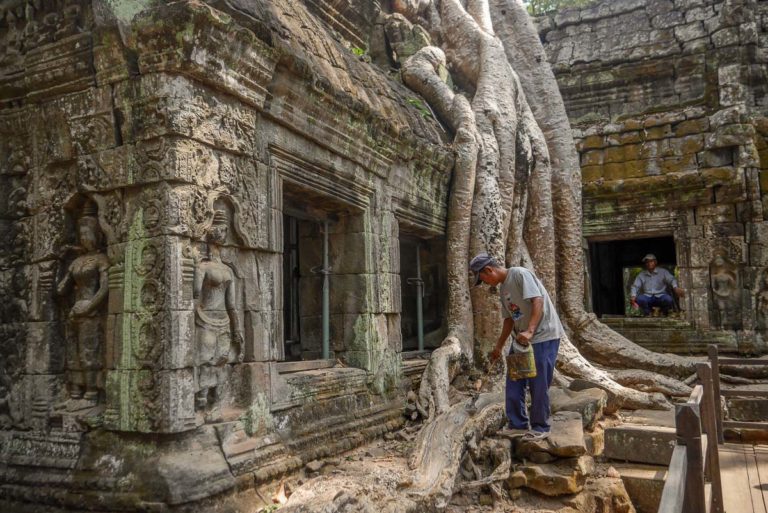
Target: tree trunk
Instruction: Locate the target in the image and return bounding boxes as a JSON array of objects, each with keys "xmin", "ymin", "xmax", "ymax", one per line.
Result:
[{"xmin": 396, "ymin": 0, "xmax": 679, "ymax": 421}]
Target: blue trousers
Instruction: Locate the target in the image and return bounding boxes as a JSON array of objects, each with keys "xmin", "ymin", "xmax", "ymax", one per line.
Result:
[
  {"xmin": 636, "ymin": 293, "xmax": 674, "ymax": 315},
  {"xmin": 506, "ymin": 338, "xmax": 560, "ymax": 433}
]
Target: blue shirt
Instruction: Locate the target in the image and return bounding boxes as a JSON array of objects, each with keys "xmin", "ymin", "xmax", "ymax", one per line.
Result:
[{"xmin": 631, "ymin": 268, "xmax": 677, "ymax": 297}]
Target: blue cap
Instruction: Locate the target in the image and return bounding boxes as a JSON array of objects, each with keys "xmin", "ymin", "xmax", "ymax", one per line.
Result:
[{"xmin": 469, "ymin": 252, "xmax": 496, "ymax": 286}]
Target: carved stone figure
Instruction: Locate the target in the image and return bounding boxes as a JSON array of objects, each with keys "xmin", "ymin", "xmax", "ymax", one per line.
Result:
[
  {"xmin": 56, "ymin": 203, "xmax": 108, "ymax": 407},
  {"xmin": 710, "ymin": 254, "xmax": 741, "ymax": 330},
  {"xmin": 756, "ymin": 273, "xmax": 768, "ymax": 331},
  {"xmin": 193, "ymin": 208, "xmax": 243, "ymax": 421}
]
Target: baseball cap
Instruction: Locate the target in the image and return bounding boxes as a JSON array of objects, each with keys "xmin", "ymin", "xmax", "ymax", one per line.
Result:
[
  {"xmin": 642, "ymin": 253, "xmax": 657, "ymax": 262},
  {"xmin": 469, "ymin": 252, "xmax": 496, "ymax": 286}
]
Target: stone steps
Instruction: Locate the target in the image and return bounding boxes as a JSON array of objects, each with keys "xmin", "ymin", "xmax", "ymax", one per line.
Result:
[
  {"xmin": 611, "ymin": 462, "xmax": 668, "ymax": 513},
  {"xmin": 604, "ymin": 408, "xmax": 677, "ymax": 465}
]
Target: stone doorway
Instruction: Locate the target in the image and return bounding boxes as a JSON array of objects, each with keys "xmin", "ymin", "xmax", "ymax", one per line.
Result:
[{"xmin": 589, "ymin": 236, "xmax": 677, "ymax": 317}]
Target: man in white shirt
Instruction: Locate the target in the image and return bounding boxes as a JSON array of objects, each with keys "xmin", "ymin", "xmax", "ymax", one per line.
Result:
[{"xmin": 470, "ymin": 252, "xmax": 564, "ymax": 440}]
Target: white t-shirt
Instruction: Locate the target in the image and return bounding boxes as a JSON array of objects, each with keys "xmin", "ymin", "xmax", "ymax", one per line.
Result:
[{"xmin": 499, "ymin": 267, "xmax": 565, "ymax": 344}]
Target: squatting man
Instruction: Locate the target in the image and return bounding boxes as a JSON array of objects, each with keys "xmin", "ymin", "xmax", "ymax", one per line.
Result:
[
  {"xmin": 630, "ymin": 253, "xmax": 684, "ymax": 316},
  {"xmin": 470, "ymin": 252, "xmax": 564, "ymax": 441}
]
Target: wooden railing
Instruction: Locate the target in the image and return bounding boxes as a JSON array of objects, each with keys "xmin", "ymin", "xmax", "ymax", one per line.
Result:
[
  {"xmin": 659, "ymin": 356, "xmax": 724, "ymax": 513},
  {"xmin": 708, "ymin": 345, "xmax": 768, "ymax": 436},
  {"xmin": 659, "ymin": 343, "xmax": 768, "ymax": 513}
]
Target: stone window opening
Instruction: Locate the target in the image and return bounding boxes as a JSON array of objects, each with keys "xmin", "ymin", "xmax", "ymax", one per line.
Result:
[
  {"xmin": 588, "ymin": 235, "xmax": 678, "ymax": 318},
  {"xmin": 281, "ymin": 190, "xmax": 366, "ymax": 368},
  {"xmin": 399, "ymin": 235, "xmax": 447, "ymax": 354},
  {"xmin": 282, "ymin": 209, "xmax": 337, "ymax": 363}
]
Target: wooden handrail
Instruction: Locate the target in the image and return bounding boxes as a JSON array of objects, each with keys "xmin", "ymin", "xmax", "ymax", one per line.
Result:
[
  {"xmin": 697, "ymin": 363, "xmax": 724, "ymax": 513},
  {"xmin": 659, "ymin": 361, "xmax": 725, "ymax": 513}
]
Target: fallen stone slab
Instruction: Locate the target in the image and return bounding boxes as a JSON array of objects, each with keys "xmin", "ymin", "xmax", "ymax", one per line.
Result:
[
  {"xmin": 551, "ymin": 387, "xmax": 608, "ymax": 430},
  {"xmin": 516, "ymin": 411, "xmax": 587, "ymax": 460},
  {"xmin": 604, "ymin": 424, "xmax": 676, "ymax": 465},
  {"xmin": 548, "ymin": 411, "xmax": 587, "ymax": 457},
  {"xmin": 521, "ymin": 455, "xmax": 595, "ymax": 496}
]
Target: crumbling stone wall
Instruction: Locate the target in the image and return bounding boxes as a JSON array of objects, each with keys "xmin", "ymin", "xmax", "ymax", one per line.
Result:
[
  {"xmin": 0, "ymin": 0, "xmax": 451, "ymax": 510},
  {"xmin": 538, "ymin": 0, "xmax": 768, "ymax": 353}
]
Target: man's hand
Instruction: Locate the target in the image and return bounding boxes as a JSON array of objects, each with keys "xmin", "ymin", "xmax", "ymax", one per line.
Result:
[
  {"xmin": 630, "ymin": 296, "xmax": 639, "ymax": 309},
  {"xmin": 490, "ymin": 347, "xmax": 502, "ymax": 364},
  {"xmin": 674, "ymin": 287, "xmax": 685, "ymax": 298},
  {"xmin": 515, "ymin": 330, "xmax": 533, "ymax": 346}
]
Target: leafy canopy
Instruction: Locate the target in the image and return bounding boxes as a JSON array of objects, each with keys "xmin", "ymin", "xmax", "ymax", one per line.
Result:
[{"xmin": 525, "ymin": 0, "xmax": 596, "ymax": 15}]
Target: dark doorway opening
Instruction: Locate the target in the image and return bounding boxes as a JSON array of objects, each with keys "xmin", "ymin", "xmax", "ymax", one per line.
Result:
[{"xmin": 589, "ymin": 236, "xmax": 677, "ymax": 317}]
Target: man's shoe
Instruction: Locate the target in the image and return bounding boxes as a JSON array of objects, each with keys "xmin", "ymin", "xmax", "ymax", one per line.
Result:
[
  {"xmin": 522, "ymin": 430, "xmax": 550, "ymax": 441},
  {"xmin": 499, "ymin": 426, "xmax": 529, "ymax": 437}
]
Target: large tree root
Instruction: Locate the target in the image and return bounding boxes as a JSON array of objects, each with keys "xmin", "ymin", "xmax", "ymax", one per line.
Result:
[{"xmin": 405, "ymin": 392, "xmax": 504, "ymax": 511}]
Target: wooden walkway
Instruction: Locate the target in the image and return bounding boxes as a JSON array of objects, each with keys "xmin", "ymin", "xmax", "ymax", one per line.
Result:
[{"xmin": 721, "ymin": 443, "xmax": 768, "ymax": 513}]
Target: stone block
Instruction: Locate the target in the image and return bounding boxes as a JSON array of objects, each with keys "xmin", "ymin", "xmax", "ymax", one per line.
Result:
[
  {"xmin": 25, "ymin": 322, "xmax": 65, "ymax": 374},
  {"xmin": 581, "ymin": 150, "xmax": 603, "ymax": 166},
  {"xmin": 727, "ymin": 398, "xmax": 768, "ymax": 421},
  {"xmin": 673, "ymin": 117, "xmax": 709, "ymax": 136},
  {"xmin": 104, "ymin": 368, "xmax": 197, "ymax": 433},
  {"xmin": 581, "ymin": 165, "xmax": 603, "ymax": 183},
  {"xmin": 604, "ymin": 424, "xmax": 676, "ymax": 465},
  {"xmin": 155, "ymin": 440, "xmax": 236, "ymax": 505},
  {"xmin": 245, "ymin": 310, "xmax": 281, "ymax": 362},
  {"xmin": 522, "ymin": 455, "xmax": 594, "ymax": 496},
  {"xmin": 551, "ymin": 387, "xmax": 607, "ymax": 429},
  {"xmin": 376, "ymin": 272, "xmax": 402, "ymax": 314},
  {"xmin": 613, "ymin": 463, "xmax": 667, "ymax": 513},
  {"xmin": 674, "ymin": 21, "xmax": 707, "ymax": 41},
  {"xmin": 110, "ymin": 310, "xmax": 195, "ymax": 371},
  {"xmin": 329, "ymin": 231, "xmax": 373, "ymax": 275},
  {"xmin": 652, "ymin": 11, "xmax": 684, "ymax": 29},
  {"xmin": 331, "ymin": 274, "xmax": 375, "ymax": 314},
  {"xmin": 231, "ymin": 362, "xmax": 271, "ymax": 407},
  {"xmin": 712, "ymin": 27, "xmax": 741, "ymax": 47},
  {"xmin": 582, "ymin": 135, "xmax": 605, "ymax": 150},
  {"xmin": 548, "ymin": 411, "xmax": 587, "ymax": 457},
  {"xmin": 584, "ymin": 428, "xmax": 605, "ymax": 456}
]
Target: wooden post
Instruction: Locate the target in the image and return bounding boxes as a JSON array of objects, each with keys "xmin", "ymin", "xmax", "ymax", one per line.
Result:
[
  {"xmin": 677, "ymin": 402, "xmax": 705, "ymax": 513},
  {"xmin": 708, "ymin": 344, "xmax": 725, "ymax": 444},
  {"xmin": 697, "ymin": 363, "xmax": 724, "ymax": 513}
]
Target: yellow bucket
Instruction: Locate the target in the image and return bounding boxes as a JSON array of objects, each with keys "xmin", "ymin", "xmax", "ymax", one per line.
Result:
[{"xmin": 506, "ymin": 342, "xmax": 537, "ymax": 380}]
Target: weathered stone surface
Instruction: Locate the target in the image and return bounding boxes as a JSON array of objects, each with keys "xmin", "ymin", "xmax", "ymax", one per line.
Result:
[
  {"xmin": 612, "ymin": 463, "xmax": 667, "ymax": 513},
  {"xmin": 522, "ymin": 455, "xmax": 595, "ymax": 496},
  {"xmin": 551, "ymin": 386, "xmax": 608, "ymax": 429},
  {"xmin": 604, "ymin": 424, "xmax": 676, "ymax": 465},
  {"xmin": 727, "ymin": 398, "xmax": 768, "ymax": 422}
]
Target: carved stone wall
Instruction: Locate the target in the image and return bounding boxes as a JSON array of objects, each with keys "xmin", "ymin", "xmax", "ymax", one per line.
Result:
[
  {"xmin": 538, "ymin": 0, "xmax": 768, "ymax": 353},
  {"xmin": 0, "ymin": 0, "xmax": 451, "ymax": 510}
]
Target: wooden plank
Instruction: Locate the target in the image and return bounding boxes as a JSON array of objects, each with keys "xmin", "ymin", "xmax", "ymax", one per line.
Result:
[
  {"xmin": 754, "ymin": 445, "xmax": 768, "ymax": 513},
  {"xmin": 745, "ymin": 444, "xmax": 768, "ymax": 513},
  {"xmin": 709, "ymin": 345, "xmax": 725, "ymax": 444},
  {"xmin": 659, "ymin": 445, "xmax": 687, "ymax": 513},
  {"xmin": 720, "ymin": 444, "xmax": 755, "ymax": 513}
]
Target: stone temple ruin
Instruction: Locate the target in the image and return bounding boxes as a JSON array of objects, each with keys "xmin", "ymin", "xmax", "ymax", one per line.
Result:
[
  {"xmin": 0, "ymin": 0, "xmax": 766, "ymax": 511},
  {"xmin": 0, "ymin": 0, "xmax": 451, "ymax": 509},
  {"xmin": 538, "ymin": 0, "xmax": 768, "ymax": 353}
]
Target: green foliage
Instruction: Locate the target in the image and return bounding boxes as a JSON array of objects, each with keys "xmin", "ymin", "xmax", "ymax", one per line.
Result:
[
  {"xmin": 350, "ymin": 46, "xmax": 366, "ymax": 57},
  {"xmin": 525, "ymin": 0, "xmax": 596, "ymax": 16},
  {"xmin": 407, "ymin": 98, "xmax": 433, "ymax": 119},
  {"xmin": 258, "ymin": 505, "xmax": 280, "ymax": 513}
]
